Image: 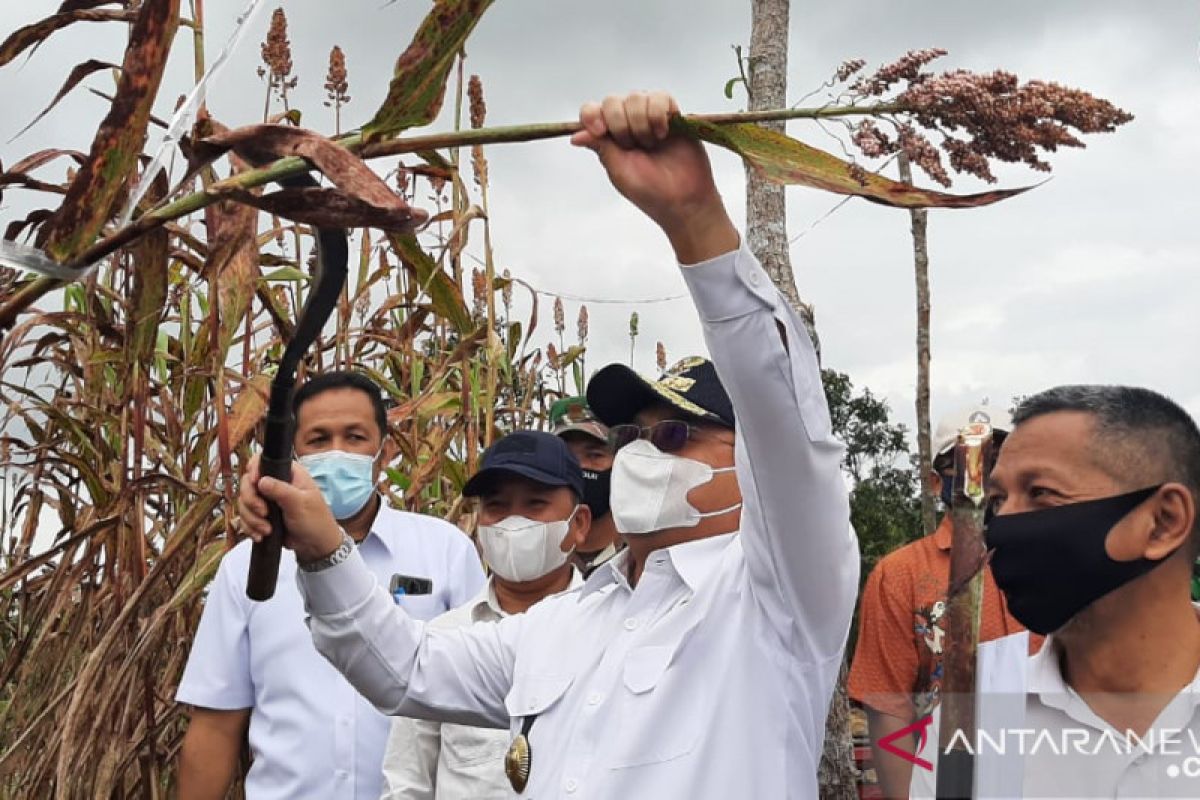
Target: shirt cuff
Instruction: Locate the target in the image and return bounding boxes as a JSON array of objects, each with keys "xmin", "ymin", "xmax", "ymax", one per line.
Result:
[
  {"xmin": 679, "ymin": 241, "xmax": 778, "ymax": 323},
  {"xmin": 296, "ymin": 547, "xmax": 378, "ymax": 615}
]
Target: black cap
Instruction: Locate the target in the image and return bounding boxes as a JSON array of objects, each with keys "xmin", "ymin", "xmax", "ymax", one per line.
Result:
[
  {"xmin": 463, "ymin": 430, "xmax": 585, "ymax": 498},
  {"xmin": 587, "ymin": 356, "xmax": 735, "ymax": 429}
]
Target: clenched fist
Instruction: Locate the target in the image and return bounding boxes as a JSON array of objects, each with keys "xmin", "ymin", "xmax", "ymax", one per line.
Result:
[{"xmin": 238, "ymin": 454, "xmax": 343, "ymax": 564}]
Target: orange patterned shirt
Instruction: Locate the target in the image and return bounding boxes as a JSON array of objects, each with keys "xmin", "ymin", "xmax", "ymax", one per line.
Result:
[{"xmin": 848, "ymin": 516, "xmax": 1042, "ymax": 720}]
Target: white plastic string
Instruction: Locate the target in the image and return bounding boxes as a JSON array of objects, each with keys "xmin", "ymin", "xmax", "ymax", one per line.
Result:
[
  {"xmin": 117, "ymin": 0, "xmax": 269, "ymax": 226},
  {"xmin": 0, "ymin": 238, "xmax": 95, "ymax": 279}
]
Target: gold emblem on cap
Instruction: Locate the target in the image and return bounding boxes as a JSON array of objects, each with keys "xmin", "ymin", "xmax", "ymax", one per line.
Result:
[
  {"xmin": 505, "ymin": 733, "xmax": 531, "ymax": 792},
  {"xmin": 660, "ymin": 375, "xmax": 696, "ymax": 392},
  {"xmin": 668, "ymin": 356, "xmax": 705, "ymax": 374}
]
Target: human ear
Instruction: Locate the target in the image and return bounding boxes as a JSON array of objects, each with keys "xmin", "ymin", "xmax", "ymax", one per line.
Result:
[
  {"xmin": 569, "ymin": 503, "xmax": 592, "ymax": 549},
  {"xmin": 1145, "ymin": 483, "xmax": 1195, "ymax": 560}
]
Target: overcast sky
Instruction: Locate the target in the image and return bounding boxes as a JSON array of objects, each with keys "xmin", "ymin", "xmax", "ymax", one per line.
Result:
[{"xmin": 2, "ymin": 0, "xmax": 1197, "ymax": 441}]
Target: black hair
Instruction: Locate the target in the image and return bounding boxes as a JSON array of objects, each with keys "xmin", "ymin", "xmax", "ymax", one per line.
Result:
[
  {"xmin": 292, "ymin": 371, "xmax": 388, "ymax": 440},
  {"xmin": 1014, "ymin": 385, "xmax": 1200, "ymax": 523}
]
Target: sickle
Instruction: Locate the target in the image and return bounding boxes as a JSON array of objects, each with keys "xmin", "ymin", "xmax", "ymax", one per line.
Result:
[{"xmin": 245, "ymin": 171, "xmax": 348, "ymax": 601}]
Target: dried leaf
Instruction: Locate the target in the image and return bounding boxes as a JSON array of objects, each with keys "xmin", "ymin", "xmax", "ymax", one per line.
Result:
[
  {"xmin": 194, "ymin": 124, "xmax": 428, "ymax": 230},
  {"xmin": 0, "ymin": 9, "xmax": 136, "ymax": 68},
  {"xmin": 182, "ymin": 190, "xmax": 258, "ymax": 419},
  {"xmin": 260, "ymin": 265, "xmax": 310, "ymax": 282},
  {"xmin": 128, "ymin": 169, "xmax": 168, "ymax": 367},
  {"xmin": 5, "ymin": 209, "xmax": 54, "ymax": 242},
  {"xmin": 8, "ymin": 148, "xmax": 87, "ymax": 176},
  {"xmin": 57, "ymin": 1, "xmax": 126, "ymax": 11},
  {"xmin": 11, "ymin": 60, "xmax": 120, "ymax": 141},
  {"xmin": 219, "ymin": 186, "xmax": 423, "ymax": 232},
  {"xmin": 387, "ymin": 232, "xmax": 472, "ymax": 334},
  {"xmin": 363, "ymin": 0, "xmax": 494, "ymax": 138},
  {"xmin": 677, "ymin": 118, "xmax": 1033, "ymax": 209},
  {"xmin": 37, "ymin": 0, "xmax": 180, "ymax": 261}
]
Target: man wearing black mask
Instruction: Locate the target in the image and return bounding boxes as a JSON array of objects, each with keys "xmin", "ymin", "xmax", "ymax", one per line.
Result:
[
  {"xmin": 549, "ymin": 396, "xmax": 621, "ymax": 575},
  {"xmin": 913, "ymin": 384, "xmax": 1200, "ymax": 798}
]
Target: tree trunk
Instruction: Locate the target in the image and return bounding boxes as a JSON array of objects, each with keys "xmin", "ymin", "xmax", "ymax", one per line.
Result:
[
  {"xmin": 899, "ymin": 153, "xmax": 936, "ymax": 535},
  {"xmin": 745, "ymin": 2, "xmax": 853, "ymax": 798},
  {"xmin": 745, "ymin": 0, "xmax": 819, "ymax": 353}
]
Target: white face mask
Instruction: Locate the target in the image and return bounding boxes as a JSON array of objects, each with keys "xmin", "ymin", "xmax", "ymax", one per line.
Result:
[
  {"xmin": 610, "ymin": 438, "xmax": 741, "ymax": 535},
  {"xmin": 477, "ymin": 506, "xmax": 578, "ymax": 583}
]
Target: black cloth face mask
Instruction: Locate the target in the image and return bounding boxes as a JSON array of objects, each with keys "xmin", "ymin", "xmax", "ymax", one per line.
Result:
[
  {"xmin": 581, "ymin": 468, "xmax": 611, "ymax": 520},
  {"xmin": 985, "ymin": 485, "xmax": 1168, "ymax": 635},
  {"xmin": 940, "ymin": 476, "xmax": 954, "ymax": 508}
]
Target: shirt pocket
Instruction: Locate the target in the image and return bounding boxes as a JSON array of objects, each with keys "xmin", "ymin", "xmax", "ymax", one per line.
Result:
[
  {"xmin": 503, "ymin": 672, "xmax": 574, "ymax": 725},
  {"xmin": 393, "ymin": 593, "xmax": 443, "ymax": 622},
  {"xmin": 608, "ymin": 645, "xmax": 704, "ymax": 769},
  {"xmin": 441, "ymin": 723, "xmax": 510, "ymax": 769}
]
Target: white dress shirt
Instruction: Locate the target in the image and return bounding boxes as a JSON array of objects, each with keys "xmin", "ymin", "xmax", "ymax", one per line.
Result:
[
  {"xmin": 176, "ymin": 503, "xmax": 486, "ymax": 800},
  {"xmin": 299, "ymin": 244, "xmax": 860, "ymax": 799},
  {"xmin": 912, "ymin": 628, "xmax": 1200, "ymax": 799},
  {"xmin": 381, "ymin": 571, "xmax": 584, "ymax": 800}
]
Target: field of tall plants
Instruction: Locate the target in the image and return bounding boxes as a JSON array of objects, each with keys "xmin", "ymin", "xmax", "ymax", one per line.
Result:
[
  {"xmin": 0, "ymin": 1, "xmax": 1135, "ymax": 796},
  {"xmin": 0, "ymin": 2, "xmax": 596, "ymax": 795}
]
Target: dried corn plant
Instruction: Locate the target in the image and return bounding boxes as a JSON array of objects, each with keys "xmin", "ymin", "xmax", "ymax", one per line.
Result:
[{"xmin": 0, "ymin": 1, "xmax": 563, "ymax": 796}]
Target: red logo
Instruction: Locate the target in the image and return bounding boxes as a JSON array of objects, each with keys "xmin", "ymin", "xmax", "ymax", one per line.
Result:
[{"xmin": 877, "ymin": 714, "xmax": 935, "ymax": 771}]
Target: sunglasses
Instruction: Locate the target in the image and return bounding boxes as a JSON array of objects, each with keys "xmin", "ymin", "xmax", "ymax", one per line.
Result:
[{"xmin": 608, "ymin": 420, "xmax": 699, "ymax": 453}]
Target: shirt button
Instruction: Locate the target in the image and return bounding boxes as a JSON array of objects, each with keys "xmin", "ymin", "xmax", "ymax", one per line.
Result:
[
  {"xmin": 624, "ymin": 618, "xmax": 638, "ymax": 631},
  {"xmin": 748, "ymin": 271, "xmax": 761, "ymax": 286},
  {"xmin": 565, "ymin": 778, "xmax": 579, "ymax": 793},
  {"xmin": 588, "ymin": 692, "xmax": 604, "ymax": 706}
]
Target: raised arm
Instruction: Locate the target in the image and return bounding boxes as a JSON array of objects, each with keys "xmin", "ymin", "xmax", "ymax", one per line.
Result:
[
  {"xmin": 573, "ymin": 92, "xmax": 858, "ymax": 661},
  {"xmin": 682, "ymin": 246, "xmax": 858, "ymax": 659},
  {"xmin": 238, "ymin": 456, "xmax": 519, "ymax": 727}
]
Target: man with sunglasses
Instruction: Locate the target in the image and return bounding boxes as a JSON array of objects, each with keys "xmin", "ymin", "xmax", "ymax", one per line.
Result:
[{"xmin": 238, "ymin": 91, "xmax": 858, "ymax": 799}]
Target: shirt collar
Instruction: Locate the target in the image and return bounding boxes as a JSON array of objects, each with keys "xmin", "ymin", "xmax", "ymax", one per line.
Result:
[
  {"xmin": 482, "ymin": 568, "xmax": 585, "ymax": 618},
  {"xmin": 579, "ymin": 532, "xmax": 737, "ymax": 598},
  {"xmin": 1030, "ymin": 604, "xmax": 1200, "ymax": 712},
  {"xmin": 363, "ymin": 498, "xmax": 400, "ymax": 557},
  {"xmin": 471, "ymin": 582, "xmax": 504, "ymax": 622},
  {"xmin": 579, "ymin": 549, "xmax": 628, "ymax": 597},
  {"xmin": 932, "ymin": 515, "xmax": 953, "ymax": 551}
]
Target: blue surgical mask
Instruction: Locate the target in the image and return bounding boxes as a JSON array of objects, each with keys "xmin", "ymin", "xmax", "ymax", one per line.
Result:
[{"xmin": 298, "ymin": 450, "xmax": 377, "ymax": 520}]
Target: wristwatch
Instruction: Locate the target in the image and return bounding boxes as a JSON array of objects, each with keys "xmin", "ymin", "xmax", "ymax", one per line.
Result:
[{"xmin": 297, "ymin": 529, "xmax": 355, "ymax": 573}]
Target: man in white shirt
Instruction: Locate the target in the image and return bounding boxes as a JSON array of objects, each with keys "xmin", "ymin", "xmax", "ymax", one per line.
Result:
[
  {"xmin": 381, "ymin": 430, "xmax": 589, "ymax": 799},
  {"xmin": 910, "ymin": 384, "xmax": 1200, "ymax": 799},
  {"xmin": 176, "ymin": 371, "xmax": 485, "ymax": 800},
  {"xmin": 238, "ymin": 91, "xmax": 859, "ymax": 799}
]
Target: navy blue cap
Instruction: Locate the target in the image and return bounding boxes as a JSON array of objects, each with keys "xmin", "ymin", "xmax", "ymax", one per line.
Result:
[
  {"xmin": 588, "ymin": 356, "xmax": 735, "ymax": 429},
  {"xmin": 463, "ymin": 430, "xmax": 585, "ymax": 498}
]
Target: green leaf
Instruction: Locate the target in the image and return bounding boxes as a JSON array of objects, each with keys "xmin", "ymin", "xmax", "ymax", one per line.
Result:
[
  {"xmin": 385, "ymin": 467, "xmax": 412, "ymax": 491},
  {"xmin": 558, "ymin": 344, "xmax": 586, "ymax": 369},
  {"xmin": 260, "ymin": 266, "xmax": 311, "ymax": 283},
  {"xmin": 674, "ymin": 117, "xmax": 1033, "ymax": 209},
  {"xmin": 363, "ymin": 0, "xmax": 495, "ymax": 139},
  {"xmin": 723, "ymin": 77, "xmax": 742, "ymax": 100},
  {"xmin": 572, "ymin": 360, "xmax": 584, "ymax": 396}
]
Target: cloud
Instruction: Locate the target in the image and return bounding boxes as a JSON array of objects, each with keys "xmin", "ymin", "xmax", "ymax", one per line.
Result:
[{"xmin": 0, "ymin": 0, "xmax": 1196, "ymax": 436}]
